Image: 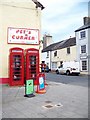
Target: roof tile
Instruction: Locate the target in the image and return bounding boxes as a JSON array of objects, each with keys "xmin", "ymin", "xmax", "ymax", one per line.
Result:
[{"xmin": 42, "ymin": 37, "xmax": 76, "ymax": 52}]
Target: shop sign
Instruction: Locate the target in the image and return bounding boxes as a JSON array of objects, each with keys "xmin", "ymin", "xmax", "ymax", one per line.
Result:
[
  {"xmin": 8, "ymin": 27, "xmax": 39, "ymax": 44},
  {"xmin": 25, "ymin": 79, "xmax": 34, "ymax": 95}
]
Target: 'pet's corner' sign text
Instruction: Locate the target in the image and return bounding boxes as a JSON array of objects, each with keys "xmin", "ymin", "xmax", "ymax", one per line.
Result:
[{"xmin": 8, "ymin": 27, "xmax": 39, "ymax": 44}]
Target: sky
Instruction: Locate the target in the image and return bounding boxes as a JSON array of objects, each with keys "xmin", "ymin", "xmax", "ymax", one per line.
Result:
[{"xmin": 38, "ymin": 0, "xmax": 89, "ymax": 43}]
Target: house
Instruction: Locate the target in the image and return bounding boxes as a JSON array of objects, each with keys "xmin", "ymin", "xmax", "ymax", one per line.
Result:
[
  {"xmin": 42, "ymin": 37, "xmax": 76, "ymax": 71},
  {"xmin": 0, "ymin": 0, "xmax": 44, "ymax": 84},
  {"xmin": 75, "ymin": 17, "xmax": 90, "ymax": 74}
]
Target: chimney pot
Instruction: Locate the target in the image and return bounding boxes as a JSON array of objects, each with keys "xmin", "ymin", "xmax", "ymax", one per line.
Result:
[{"xmin": 83, "ymin": 17, "xmax": 90, "ymax": 25}]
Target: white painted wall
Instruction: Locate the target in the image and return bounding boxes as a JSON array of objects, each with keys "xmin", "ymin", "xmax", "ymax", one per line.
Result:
[
  {"xmin": 51, "ymin": 46, "xmax": 77, "ymax": 70},
  {"xmin": 75, "ymin": 28, "xmax": 89, "ymax": 72},
  {"xmin": 41, "ymin": 51, "xmax": 51, "ymax": 69}
]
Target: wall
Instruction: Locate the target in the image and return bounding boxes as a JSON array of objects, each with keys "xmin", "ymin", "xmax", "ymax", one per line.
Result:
[
  {"xmin": 51, "ymin": 46, "xmax": 77, "ymax": 70},
  {"xmin": 88, "ymin": 28, "xmax": 90, "ymax": 75},
  {"xmin": 0, "ymin": 0, "xmax": 42, "ymax": 83},
  {"xmin": 75, "ymin": 29, "xmax": 88, "ymax": 72},
  {"xmin": 41, "ymin": 51, "xmax": 51, "ymax": 69}
]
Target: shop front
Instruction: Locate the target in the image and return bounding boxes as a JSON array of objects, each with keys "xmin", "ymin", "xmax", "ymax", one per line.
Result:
[{"xmin": 0, "ymin": 0, "xmax": 44, "ymax": 85}]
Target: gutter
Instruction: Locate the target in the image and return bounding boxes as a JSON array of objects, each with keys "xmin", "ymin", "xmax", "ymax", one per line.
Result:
[{"xmin": 32, "ymin": 0, "xmax": 45, "ymax": 10}]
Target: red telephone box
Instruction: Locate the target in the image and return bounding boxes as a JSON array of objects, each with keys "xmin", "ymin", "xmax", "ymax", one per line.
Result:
[
  {"xmin": 9, "ymin": 47, "xmax": 24, "ymax": 86},
  {"xmin": 26, "ymin": 48, "xmax": 39, "ymax": 85}
]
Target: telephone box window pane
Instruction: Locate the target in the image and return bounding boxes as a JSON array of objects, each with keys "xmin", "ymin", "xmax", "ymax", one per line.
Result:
[
  {"xmin": 13, "ymin": 55, "xmax": 22, "ymax": 81},
  {"xmin": 13, "ymin": 75, "xmax": 21, "ymax": 81},
  {"xmin": 30, "ymin": 56, "xmax": 36, "ymax": 65}
]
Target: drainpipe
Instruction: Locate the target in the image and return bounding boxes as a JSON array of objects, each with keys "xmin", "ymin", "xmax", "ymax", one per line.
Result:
[{"xmin": 50, "ymin": 51, "xmax": 51, "ymax": 70}]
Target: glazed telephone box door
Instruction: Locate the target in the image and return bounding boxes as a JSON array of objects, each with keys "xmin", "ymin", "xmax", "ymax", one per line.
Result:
[
  {"xmin": 9, "ymin": 48, "xmax": 24, "ymax": 86},
  {"xmin": 26, "ymin": 48, "xmax": 39, "ymax": 85}
]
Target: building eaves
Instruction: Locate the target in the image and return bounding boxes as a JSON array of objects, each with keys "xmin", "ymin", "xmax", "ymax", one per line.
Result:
[
  {"xmin": 42, "ymin": 37, "xmax": 76, "ymax": 53},
  {"xmin": 32, "ymin": 0, "xmax": 45, "ymax": 10},
  {"xmin": 42, "ymin": 43, "xmax": 57, "ymax": 52},
  {"xmin": 50, "ymin": 41, "xmax": 64, "ymax": 51},
  {"xmin": 75, "ymin": 23, "xmax": 90, "ymax": 32},
  {"xmin": 58, "ymin": 37, "xmax": 76, "ymax": 49}
]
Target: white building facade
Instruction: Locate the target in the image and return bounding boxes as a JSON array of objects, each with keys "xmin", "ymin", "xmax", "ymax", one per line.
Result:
[
  {"xmin": 41, "ymin": 51, "xmax": 51, "ymax": 69},
  {"xmin": 42, "ymin": 37, "xmax": 76, "ymax": 71},
  {"xmin": 75, "ymin": 17, "xmax": 90, "ymax": 74}
]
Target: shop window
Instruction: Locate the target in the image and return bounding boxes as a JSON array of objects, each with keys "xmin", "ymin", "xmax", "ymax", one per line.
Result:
[
  {"xmin": 81, "ymin": 45, "xmax": 86, "ymax": 53},
  {"xmin": 67, "ymin": 47, "xmax": 70, "ymax": 54},
  {"xmin": 82, "ymin": 60, "xmax": 87, "ymax": 70}
]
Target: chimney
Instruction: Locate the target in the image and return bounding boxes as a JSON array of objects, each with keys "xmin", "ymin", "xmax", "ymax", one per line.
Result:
[{"xmin": 83, "ymin": 17, "xmax": 90, "ymax": 25}]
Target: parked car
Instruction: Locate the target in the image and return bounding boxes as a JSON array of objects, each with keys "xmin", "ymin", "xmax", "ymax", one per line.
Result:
[{"xmin": 56, "ymin": 61, "xmax": 80, "ymax": 75}]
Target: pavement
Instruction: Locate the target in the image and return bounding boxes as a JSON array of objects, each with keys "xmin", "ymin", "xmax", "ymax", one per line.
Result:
[{"xmin": 0, "ymin": 80, "xmax": 88, "ymax": 119}]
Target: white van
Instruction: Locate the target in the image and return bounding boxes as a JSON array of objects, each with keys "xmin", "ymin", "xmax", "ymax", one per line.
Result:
[{"xmin": 56, "ymin": 61, "xmax": 80, "ymax": 75}]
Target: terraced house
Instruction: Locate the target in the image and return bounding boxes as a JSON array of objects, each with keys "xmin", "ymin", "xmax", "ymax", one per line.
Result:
[
  {"xmin": 42, "ymin": 36, "xmax": 76, "ymax": 71},
  {"xmin": 75, "ymin": 17, "xmax": 90, "ymax": 74}
]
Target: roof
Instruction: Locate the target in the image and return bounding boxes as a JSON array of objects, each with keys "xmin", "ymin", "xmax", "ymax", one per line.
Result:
[
  {"xmin": 42, "ymin": 37, "xmax": 76, "ymax": 52},
  {"xmin": 75, "ymin": 23, "xmax": 90, "ymax": 32},
  {"xmin": 32, "ymin": 0, "xmax": 45, "ymax": 10}
]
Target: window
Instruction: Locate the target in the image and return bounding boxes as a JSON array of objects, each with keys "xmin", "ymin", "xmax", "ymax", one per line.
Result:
[
  {"xmin": 82, "ymin": 60, "xmax": 87, "ymax": 70},
  {"xmin": 47, "ymin": 51, "xmax": 49, "ymax": 58},
  {"xmin": 81, "ymin": 45, "xmax": 86, "ymax": 53},
  {"xmin": 54, "ymin": 51, "xmax": 57, "ymax": 57},
  {"xmin": 67, "ymin": 47, "xmax": 70, "ymax": 54},
  {"xmin": 52, "ymin": 62, "xmax": 57, "ymax": 69},
  {"xmin": 80, "ymin": 31, "xmax": 86, "ymax": 38}
]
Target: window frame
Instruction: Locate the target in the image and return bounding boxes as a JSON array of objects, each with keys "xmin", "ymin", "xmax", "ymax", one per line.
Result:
[
  {"xmin": 81, "ymin": 45, "xmax": 86, "ymax": 54},
  {"xmin": 54, "ymin": 51, "xmax": 57, "ymax": 57},
  {"xmin": 67, "ymin": 47, "xmax": 70, "ymax": 54},
  {"xmin": 52, "ymin": 62, "xmax": 57, "ymax": 69},
  {"xmin": 80, "ymin": 31, "xmax": 86, "ymax": 39},
  {"xmin": 81, "ymin": 60, "xmax": 87, "ymax": 71}
]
